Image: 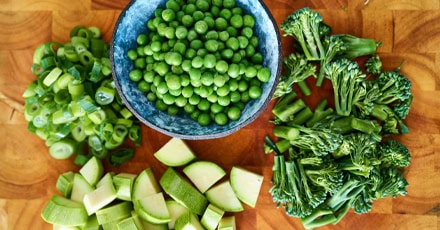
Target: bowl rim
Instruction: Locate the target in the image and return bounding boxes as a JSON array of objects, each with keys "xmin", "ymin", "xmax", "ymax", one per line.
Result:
[{"xmin": 110, "ymin": 0, "xmax": 283, "ymax": 140}]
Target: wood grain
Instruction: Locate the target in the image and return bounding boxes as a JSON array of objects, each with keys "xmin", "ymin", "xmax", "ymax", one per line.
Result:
[{"xmin": 0, "ymin": 0, "xmax": 439, "ymax": 229}]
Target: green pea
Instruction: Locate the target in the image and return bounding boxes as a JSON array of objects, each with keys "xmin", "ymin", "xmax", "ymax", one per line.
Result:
[
  {"xmin": 127, "ymin": 49, "xmax": 138, "ymax": 60},
  {"xmin": 241, "ymin": 27, "xmax": 253, "ymax": 39},
  {"xmin": 182, "ymin": 59, "xmax": 192, "ymax": 72},
  {"xmin": 181, "ymin": 15, "xmax": 194, "ymax": 27},
  {"xmin": 231, "ymin": 7, "xmax": 243, "ymax": 15},
  {"xmin": 143, "ymin": 71, "xmax": 155, "ymax": 83},
  {"xmin": 248, "ymin": 85, "xmax": 262, "ymax": 99},
  {"xmin": 189, "ymin": 94, "xmax": 201, "ymax": 105},
  {"xmin": 203, "ymin": 54, "xmax": 217, "ymax": 69},
  {"xmin": 198, "ymin": 86, "xmax": 213, "ymax": 98},
  {"xmin": 153, "ymin": 75, "xmax": 162, "ymax": 87},
  {"xmin": 221, "ymin": 49, "xmax": 234, "ymax": 59},
  {"xmin": 163, "ymin": 93, "xmax": 176, "ymax": 105},
  {"xmin": 204, "ymin": 16, "xmax": 215, "ymax": 29},
  {"xmin": 190, "ymin": 110, "xmax": 201, "ymax": 121},
  {"xmin": 191, "ymin": 56, "xmax": 204, "ymax": 69},
  {"xmin": 226, "ymin": 37, "xmax": 239, "ymax": 51},
  {"xmin": 175, "ymin": 96, "xmax": 188, "ymax": 107},
  {"xmin": 197, "ymin": 113, "xmax": 211, "ymax": 126},
  {"xmin": 205, "ymin": 40, "xmax": 219, "ymax": 53},
  {"xmin": 216, "ymin": 85, "xmax": 230, "ymax": 97},
  {"xmin": 174, "ymin": 42, "xmax": 187, "ymax": 55},
  {"xmin": 134, "ymin": 58, "xmax": 146, "ymax": 69},
  {"xmin": 212, "ymin": 0, "xmax": 222, "ymax": 7},
  {"xmin": 137, "ymin": 46, "xmax": 146, "ymax": 57},
  {"xmin": 219, "ymin": 8, "xmax": 232, "ymax": 20},
  {"xmin": 166, "ymin": 0, "xmax": 181, "ymax": 11},
  {"xmin": 137, "ymin": 34, "xmax": 148, "ymax": 45},
  {"xmin": 190, "ymin": 39, "xmax": 203, "ymax": 49},
  {"xmin": 168, "ymin": 105, "xmax": 180, "ymax": 115},
  {"xmin": 210, "ymin": 103, "xmax": 224, "ymax": 114},
  {"xmin": 129, "ymin": 69, "xmax": 142, "ymax": 82},
  {"xmin": 165, "ymin": 74, "xmax": 181, "ymax": 90},
  {"xmin": 214, "ymin": 61, "xmax": 228, "ymax": 74},
  {"xmin": 211, "ymin": 5, "xmax": 220, "ymax": 16},
  {"xmin": 238, "ymin": 80, "xmax": 248, "ymax": 92},
  {"xmin": 231, "ymin": 52, "xmax": 242, "ymax": 63},
  {"xmin": 257, "ymin": 67, "xmax": 271, "ymax": 82},
  {"xmin": 218, "ymin": 31, "xmax": 229, "ymax": 41},
  {"xmin": 243, "ymin": 14, "xmax": 255, "ymax": 27},
  {"xmin": 245, "ymin": 45, "xmax": 255, "ymax": 57},
  {"xmin": 196, "ymin": 0, "xmax": 210, "ymax": 11},
  {"xmin": 184, "ymin": 3, "xmax": 196, "ymax": 14},
  {"xmin": 245, "ymin": 66, "xmax": 257, "ymax": 78},
  {"xmin": 147, "ymin": 92, "xmax": 157, "ymax": 102},
  {"xmin": 214, "ymin": 74, "xmax": 228, "ymax": 87},
  {"xmin": 201, "ymin": 71, "xmax": 214, "ymax": 86},
  {"xmin": 195, "ymin": 20, "xmax": 208, "ymax": 34},
  {"xmin": 197, "ymin": 99, "xmax": 210, "ymax": 111},
  {"xmin": 169, "ymin": 88, "xmax": 182, "ymax": 97},
  {"xmin": 165, "ymin": 52, "xmax": 183, "ymax": 66},
  {"xmin": 181, "ymin": 74, "xmax": 191, "ymax": 87},
  {"xmin": 230, "ymin": 91, "xmax": 241, "ymax": 103},
  {"xmin": 252, "ymin": 52, "xmax": 263, "ymax": 64},
  {"xmin": 214, "ymin": 113, "xmax": 228, "ymax": 125},
  {"xmin": 226, "ymin": 26, "xmax": 238, "ymax": 37},
  {"xmin": 182, "ymin": 85, "xmax": 194, "ymax": 98},
  {"xmin": 154, "ymin": 62, "xmax": 169, "ymax": 76},
  {"xmin": 138, "ymin": 80, "xmax": 150, "ymax": 93},
  {"xmin": 217, "ymin": 95, "xmax": 231, "ymax": 107},
  {"xmin": 227, "ymin": 106, "xmax": 241, "ymax": 121},
  {"xmin": 230, "ymin": 14, "xmax": 243, "ymax": 28},
  {"xmin": 226, "ymin": 63, "xmax": 240, "ymax": 78},
  {"xmin": 193, "ymin": 11, "xmax": 205, "ymax": 21},
  {"xmin": 150, "ymin": 41, "xmax": 162, "ymax": 52},
  {"xmin": 205, "ymin": 30, "xmax": 219, "ymax": 40},
  {"xmin": 223, "ymin": 0, "xmax": 235, "ymax": 8},
  {"xmin": 155, "ymin": 99, "xmax": 168, "ymax": 111},
  {"xmin": 189, "ymin": 68, "xmax": 202, "ymax": 82},
  {"xmin": 207, "ymin": 93, "xmax": 218, "ymax": 103},
  {"xmin": 184, "ymin": 103, "xmax": 195, "ymax": 114},
  {"xmin": 215, "ymin": 17, "xmax": 228, "ymax": 30},
  {"xmin": 162, "ymin": 9, "xmax": 176, "ymax": 22},
  {"xmin": 157, "ymin": 81, "xmax": 169, "ymax": 95},
  {"xmin": 249, "ymin": 36, "xmax": 258, "ymax": 48},
  {"xmin": 197, "ymin": 48, "xmax": 208, "ymax": 57},
  {"xmin": 240, "ymin": 91, "xmax": 250, "ymax": 103},
  {"xmin": 175, "ymin": 26, "xmax": 188, "ymax": 39},
  {"xmin": 185, "ymin": 48, "xmax": 197, "ymax": 59}
]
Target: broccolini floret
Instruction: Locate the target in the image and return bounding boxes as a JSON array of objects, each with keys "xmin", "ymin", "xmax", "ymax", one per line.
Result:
[
  {"xmin": 378, "ymin": 139, "xmax": 411, "ymax": 168},
  {"xmin": 336, "ymin": 133, "xmax": 381, "ymax": 177},
  {"xmin": 365, "ymin": 54, "xmax": 383, "ymax": 75},
  {"xmin": 334, "ymin": 34, "xmax": 382, "ymax": 60},
  {"xmin": 375, "ymin": 71, "xmax": 412, "ymax": 105},
  {"xmin": 324, "ymin": 59, "xmax": 367, "ymax": 116},
  {"xmin": 273, "ymin": 53, "xmax": 317, "ymax": 98},
  {"xmin": 281, "ymin": 7, "xmax": 325, "ymax": 61}
]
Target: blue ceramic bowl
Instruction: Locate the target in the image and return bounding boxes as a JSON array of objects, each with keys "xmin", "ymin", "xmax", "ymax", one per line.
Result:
[{"xmin": 110, "ymin": 0, "xmax": 282, "ymax": 140}]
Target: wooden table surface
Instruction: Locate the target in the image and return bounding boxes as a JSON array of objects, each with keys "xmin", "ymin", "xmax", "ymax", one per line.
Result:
[{"xmin": 1, "ymin": 0, "xmax": 440, "ymax": 229}]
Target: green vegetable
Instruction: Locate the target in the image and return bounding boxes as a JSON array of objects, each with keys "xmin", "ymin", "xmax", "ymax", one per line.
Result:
[
  {"xmin": 23, "ymin": 26, "xmax": 141, "ymax": 166},
  {"xmin": 267, "ymin": 7, "xmax": 413, "ymax": 229},
  {"xmin": 127, "ymin": 0, "xmax": 272, "ymax": 126}
]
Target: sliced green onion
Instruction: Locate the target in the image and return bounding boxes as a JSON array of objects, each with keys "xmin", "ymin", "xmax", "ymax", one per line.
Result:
[
  {"xmin": 43, "ymin": 67, "xmax": 63, "ymax": 87},
  {"xmin": 108, "ymin": 148, "xmax": 135, "ymax": 167},
  {"xmin": 87, "ymin": 27, "xmax": 101, "ymax": 38},
  {"xmin": 55, "ymin": 89, "xmax": 71, "ymax": 104},
  {"xmin": 49, "ymin": 138, "xmax": 77, "ymax": 159},
  {"xmin": 88, "ymin": 109, "xmax": 106, "ymax": 125},
  {"xmin": 112, "ymin": 124, "xmax": 128, "ymax": 143},
  {"xmin": 76, "ymin": 96, "xmax": 99, "ymax": 113},
  {"xmin": 88, "ymin": 135, "xmax": 103, "ymax": 152},
  {"xmin": 71, "ymin": 123, "xmax": 86, "ymax": 142},
  {"xmin": 95, "ymin": 86, "xmax": 115, "ymax": 105},
  {"xmin": 120, "ymin": 108, "xmax": 133, "ymax": 119},
  {"xmin": 129, "ymin": 125, "xmax": 142, "ymax": 146},
  {"xmin": 33, "ymin": 44, "xmax": 46, "ymax": 64}
]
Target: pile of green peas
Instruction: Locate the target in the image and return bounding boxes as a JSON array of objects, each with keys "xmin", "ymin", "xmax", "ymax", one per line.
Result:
[{"xmin": 127, "ymin": 0, "xmax": 271, "ymax": 126}]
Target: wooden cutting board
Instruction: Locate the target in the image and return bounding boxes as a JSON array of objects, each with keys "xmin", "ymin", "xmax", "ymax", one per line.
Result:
[{"xmin": 1, "ymin": 0, "xmax": 439, "ymax": 229}]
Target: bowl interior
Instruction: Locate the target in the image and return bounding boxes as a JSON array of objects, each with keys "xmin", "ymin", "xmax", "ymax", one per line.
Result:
[{"xmin": 111, "ymin": 0, "xmax": 282, "ymax": 139}]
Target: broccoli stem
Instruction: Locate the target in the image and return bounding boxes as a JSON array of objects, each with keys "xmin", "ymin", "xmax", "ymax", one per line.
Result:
[
  {"xmin": 297, "ymin": 80, "xmax": 312, "ymax": 96},
  {"xmin": 336, "ymin": 34, "xmax": 381, "ymax": 60},
  {"xmin": 288, "ymin": 107, "xmax": 314, "ymax": 125},
  {"xmin": 326, "ymin": 179, "xmax": 364, "ymax": 211},
  {"xmin": 274, "ymin": 91, "xmax": 297, "ymax": 110},
  {"xmin": 330, "ymin": 116, "xmax": 355, "ymax": 134},
  {"xmin": 350, "ymin": 117, "xmax": 382, "ymax": 141},
  {"xmin": 274, "ymin": 126, "xmax": 300, "ymax": 141},
  {"xmin": 275, "ymin": 139, "xmax": 291, "ymax": 153},
  {"xmin": 301, "ymin": 207, "xmax": 337, "ymax": 230},
  {"xmin": 272, "ymin": 99, "xmax": 306, "ymax": 122},
  {"xmin": 306, "ymin": 99, "xmax": 334, "ymax": 127}
]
